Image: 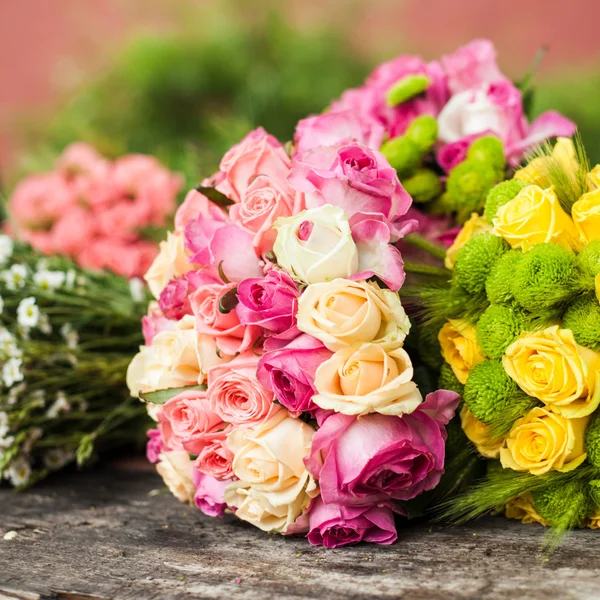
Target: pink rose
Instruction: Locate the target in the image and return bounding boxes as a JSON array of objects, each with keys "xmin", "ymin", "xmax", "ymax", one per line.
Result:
[
  {"xmin": 95, "ymin": 200, "xmax": 154, "ymax": 242},
  {"xmin": 436, "ymin": 133, "xmax": 482, "ymax": 173},
  {"xmin": 193, "ymin": 469, "xmax": 231, "ymax": 518},
  {"xmin": 307, "ymin": 499, "xmax": 398, "ymax": 548},
  {"xmin": 191, "ymin": 278, "xmax": 259, "ymax": 356},
  {"xmin": 158, "ymin": 389, "xmax": 225, "ymax": 455},
  {"xmin": 212, "ymin": 128, "xmax": 292, "ymax": 203},
  {"xmin": 159, "ymin": 270, "xmax": 205, "ymax": 321},
  {"xmin": 257, "ymin": 334, "xmax": 332, "ymax": 415},
  {"xmin": 146, "ymin": 428, "xmax": 169, "ymax": 464},
  {"xmin": 207, "ymin": 352, "xmax": 277, "ymax": 428},
  {"xmin": 142, "ymin": 307, "xmax": 177, "ymax": 345},
  {"xmin": 175, "ymin": 189, "xmax": 226, "ymax": 232},
  {"xmin": 289, "ymin": 143, "xmax": 413, "ymax": 237},
  {"xmin": 236, "ymin": 269, "xmax": 300, "ymax": 339},
  {"xmin": 56, "ymin": 142, "xmax": 110, "ymax": 180},
  {"xmin": 305, "ymin": 390, "xmax": 460, "ymax": 506},
  {"xmin": 194, "ymin": 427, "xmax": 234, "ymax": 481},
  {"xmin": 51, "ymin": 206, "xmax": 97, "ymax": 256},
  {"xmin": 441, "ymin": 39, "xmax": 505, "ymax": 94},
  {"xmin": 294, "ymin": 110, "xmax": 385, "ymax": 155}
]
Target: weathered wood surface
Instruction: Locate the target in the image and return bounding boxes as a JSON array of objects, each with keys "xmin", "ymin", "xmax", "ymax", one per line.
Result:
[{"xmin": 1, "ymin": 464, "xmax": 599, "ymax": 600}]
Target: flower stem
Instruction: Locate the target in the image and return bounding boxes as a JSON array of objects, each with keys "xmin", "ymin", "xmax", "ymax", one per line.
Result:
[
  {"xmin": 403, "ymin": 233, "xmax": 447, "ymax": 260},
  {"xmin": 404, "ymin": 262, "xmax": 450, "ymax": 278}
]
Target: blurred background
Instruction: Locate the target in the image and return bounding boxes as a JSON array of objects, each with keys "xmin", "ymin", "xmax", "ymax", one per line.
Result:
[{"xmin": 2, "ymin": 0, "xmax": 600, "ymax": 191}]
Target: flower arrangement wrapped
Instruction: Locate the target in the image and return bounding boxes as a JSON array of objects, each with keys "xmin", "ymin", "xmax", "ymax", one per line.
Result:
[
  {"xmin": 0, "ymin": 238, "xmax": 150, "ymax": 487},
  {"xmin": 8, "ymin": 143, "xmax": 182, "ymax": 278},
  {"xmin": 423, "ymin": 135, "xmax": 600, "ymax": 543},
  {"xmin": 127, "ymin": 126, "xmax": 460, "ymax": 547}
]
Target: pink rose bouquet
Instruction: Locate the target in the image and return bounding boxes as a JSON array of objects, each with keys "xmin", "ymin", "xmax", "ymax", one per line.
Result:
[
  {"xmin": 128, "ymin": 126, "xmax": 460, "ymax": 547},
  {"xmin": 8, "ymin": 143, "xmax": 183, "ymax": 278}
]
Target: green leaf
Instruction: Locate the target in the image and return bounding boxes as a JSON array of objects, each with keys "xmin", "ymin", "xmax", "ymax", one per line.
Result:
[
  {"xmin": 140, "ymin": 384, "xmax": 207, "ymax": 404},
  {"xmin": 195, "ymin": 185, "xmax": 233, "ymax": 207},
  {"xmin": 219, "ymin": 286, "xmax": 238, "ymax": 313}
]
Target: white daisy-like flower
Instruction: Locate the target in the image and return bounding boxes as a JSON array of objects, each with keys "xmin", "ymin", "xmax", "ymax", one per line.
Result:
[
  {"xmin": 38, "ymin": 313, "xmax": 52, "ymax": 335},
  {"xmin": 129, "ymin": 278, "xmax": 146, "ymax": 302},
  {"xmin": 65, "ymin": 269, "xmax": 77, "ymax": 289},
  {"xmin": 33, "ymin": 270, "xmax": 66, "ymax": 291},
  {"xmin": 2, "ymin": 357, "xmax": 24, "ymax": 387},
  {"xmin": 0, "ymin": 328, "xmax": 20, "ymax": 358},
  {"xmin": 7, "ymin": 381, "xmax": 26, "ymax": 405},
  {"xmin": 0, "ymin": 412, "xmax": 9, "ymax": 439},
  {"xmin": 60, "ymin": 323, "xmax": 79, "ymax": 349},
  {"xmin": 3, "ymin": 264, "xmax": 27, "ymax": 290},
  {"xmin": 46, "ymin": 393, "xmax": 70, "ymax": 419},
  {"xmin": 0, "ymin": 236, "xmax": 14, "ymax": 266},
  {"xmin": 6, "ymin": 455, "xmax": 31, "ymax": 487},
  {"xmin": 0, "ymin": 295, "xmax": 4, "ymax": 315},
  {"xmin": 17, "ymin": 297, "xmax": 40, "ymax": 328},
  {"xmin": 43, "ymin": 448, "xmax": 74, "ymax": 470}
]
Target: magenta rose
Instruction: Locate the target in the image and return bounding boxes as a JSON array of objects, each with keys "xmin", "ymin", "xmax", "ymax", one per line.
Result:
[
  {"xmin": 305, "ymin": 390, "xmax": 460, "ymax": 506},
  {"xmin": 236, "ymin": 269, "xmax": 300, "ymax": 339},
  {"xmin": 158, "ymin": 389, "xmax": 225, "ymax": 456},
  {"xmin": 307, "ymin": 498, "xmax": 399, "ymax": 548},
  {"xmin": 159, "ymin": 270, "xmax": 205, "ymax": 321},
  {"xmin": 141, "ymin": 307, "xmax": 177, "ymax": 345},
  {"xmin": 257, "ymin": 334, "xmax": 332, "ymax": 415},
  {"xmin": 146, "ymin": 428, "xmax": 169, "ymax": 464},
  {"xmin": 193, "ymin": 469, "xmax": 231, "ymax": 518},
  {"xmin": 194, "ymin": 427, "xmax": 234, "ymax": 481},
  {"xmin": 294, "ymin": 110, "xmax": 385, "ymax": 155},
  {"xmin": 436, "ymin": 133, "xmax": 482, "ymax": 173}
]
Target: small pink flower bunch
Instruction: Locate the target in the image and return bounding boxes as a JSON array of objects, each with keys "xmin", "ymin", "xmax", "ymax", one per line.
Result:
[
  {"xmin": 128, "ymin": 127, "xmax": 459, "ymax": 547},
  {"xmin": 8, "ymin": 143, "xmax": 183, "ymax": 278}
]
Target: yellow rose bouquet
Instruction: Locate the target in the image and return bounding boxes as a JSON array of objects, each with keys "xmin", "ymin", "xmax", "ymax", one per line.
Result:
[{"xmin": 419, "ymin": 136, "xmax": 600, "ymax": 544}]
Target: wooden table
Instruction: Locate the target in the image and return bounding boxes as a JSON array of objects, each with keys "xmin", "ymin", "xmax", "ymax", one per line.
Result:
[{"xmin": 1, "ymin": 464, "xmax": 599, "ymax": 599}]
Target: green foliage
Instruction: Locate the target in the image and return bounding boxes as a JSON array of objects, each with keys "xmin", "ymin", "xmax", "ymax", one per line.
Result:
[
  {"xmin": 485, "ymin": 249, "xmax": 523, "ymax": 305},
  {"xmin": 446, "ymin": 159, "xmax": 498, "ymax": 222},
  {"xmin": 380, "ymin": 136, "xmax": 421, "ymax": 177},
  {"xmin": 454, "ymin": 233, "xmax": 510, "ymax": 296},
  {"xmin": 463, "ymin": 360, "xmax": 537, "ymax": 432},
  {"xmin": 416, "ymin": 324, "xmax": 444, "ymax": 371},
  {"xmin": 438, "ymin": 363, "xmax": 464, "ymax": 396},
  {"xmin": 563, "ymin": 294, "xmax": 600, "ymax": 351},
  {"xmin": 405, "ymin": 115, "xmax": 438, "ymax": 154},
  {"xmin": 484, "ymin": 179, "xmax": 526, "ymax": 223},
  {"xmin": 532, "ymin": 479, "xmax": 593, "ymax": 529},
  {"xmin": 466, "ymin": 136, "xmax": 506, "ymax": 179},
  {"xmin": 584, "ymin": 411, "xmax": 600, "ymax": 469},
  {"xmin": 511, "ymin": 243, "xmax": 577, "ymax": 312},
  {"xmin": 402, "ymin": 168, "xmax": 442, "ymax": 203},
  {"xmin": 476, "ymin": 304, "xmax": 526, "ymax": 359}
]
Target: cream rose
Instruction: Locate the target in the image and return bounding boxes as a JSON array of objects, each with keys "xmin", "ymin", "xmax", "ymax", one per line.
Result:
[
  {"xmin": 438, "ymin": 319, "xmax": 485, "ymax": 385},
  {"xmin": 156, "ymin": 450, "xmax": 196, "ymax": 504},
  {"xmin": 572, "ymin": 188, "xmax": 600, "ymax": 244},
  {"xmin": 224, "ymin": 409, "xmax": 318, "ymax": 533},
  {"xmin": 444, "ymin": 213, "xmax": 492, "ymax": 270},
  {"xmin": 493, "ymin": 185, "xmax": 579, "ymax": 252},
  {"xmin": 503, "ymin": 326, "xmax": 600, "ymax": 419},
  {"xmin": 273, "ymin": 204, "xmax": 358, "ymax": 284},
  {"xmin": 296, "ymin": 279, "xmax": 410, "ymax": 351},
  {"xmin": 460, "ymin": 405, "xmax": 503, "ymax": 459},
  {"xmin": 500, "ymin": 406, "xmax": 589, "ymax": 475},
  {"xmin": 144, "ymin": 231, "xmax": 196, "ymax": 299},
  {"xmin": 126, "ymin": 315, "xmax": 227, "ymax": 397},
  {"xmin": 313, "ymin": 343, "xmax": 422, "ymax": 416}
]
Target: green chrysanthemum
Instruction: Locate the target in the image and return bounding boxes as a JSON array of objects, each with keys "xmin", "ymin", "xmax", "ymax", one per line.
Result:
[
  {"xmin": 511, "ymin": 243, "xmax": 577, "ymax": 311},
  {"xmin": 476, "ymin": 304, "xmax": 526, "ymax": 359},
  {"xmin": 454, "ymin": 232, "xmax": 510, "ymax": 296},
  {"xmin": 405, "ymin": 115, "xmax": 438, "ymax": 154},
  {"xmin": 576, "ymin": 240, "xmax": 600, "ymax": 288},
  {"xmin": 463, "ymin": 360, "xmax": 536, "ymax": 429},
  {"xmin": 533, "ymin": 479, "xmax": 593, "ymax": 529},
  {"xmin": 467, "ymin": 136, "xmax": 506, "ymax": 179},
  {"xmin": 380, "ymin": 136, "xmax": 421, "ymax": 177},
  {"xmin": 438, "ymin": 363, "xmax": 465, "ymax": 396},
  {"xmin": 402, "ymin": 168, "xmax": 442, "ymax": 204},
  {"xmin": 484, "ymin": 179, "xmax": 527, "ymax": 223},
  {"xmin": 584, "ymin": 411, "xmax": 600, "ymax": 468},
  {"xmin": 485, "ymin": 249, "xmax": 523, "ymax": 305},
  {"xmin": 446, "ymin": 159, "xmax": 498, "ymax": 222},
  {"xmin": 563, "ymin": 294, "xmax": 600, "ymax": 351}
]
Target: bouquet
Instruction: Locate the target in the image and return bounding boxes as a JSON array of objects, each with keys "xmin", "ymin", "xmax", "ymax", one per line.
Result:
[
  {"xmin": 424, "ymin": 136, "xmax": 600, "ymax": 542},
  {"xmin": 295, "ymin": 39, "xmax": 576, "ymax": 237},
  {"xmin": 0, "ymin": 238, "xmax": 150, "ymax": 487},
  {"xmin": 8, "ymin": 143, "xmax": 182, "ymax": 278},
  {"xmin": 127, "ymin": 125, "xmax": 461, "ymax": 547}
]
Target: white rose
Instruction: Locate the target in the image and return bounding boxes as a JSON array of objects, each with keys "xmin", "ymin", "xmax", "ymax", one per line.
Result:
[
  {"xmin": 144, "ymin": 232, "xmax": 196, "ymax": 299},
  {"xmin": 273, "ymin": 204, "xmax": 358, "ymax": 284},
  {"xmin": 224, "ymin": 409, "xmax": 319, "ymax": 533},
  {"xmin": 156, "ymin": 450, "xmax": 195, "ymax": 504}
]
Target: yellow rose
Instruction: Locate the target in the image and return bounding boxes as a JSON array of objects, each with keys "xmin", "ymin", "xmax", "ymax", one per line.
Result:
[
  {"xmin": 460, "ymin": 406, "xmax": 503, "ymax": 459},
  {"xmin": 296, "ymin": 279, "xmax": 410, "ymax": 351},
  {"xmin": 572, "ymin": 188, "xmax": 600, "ymax": 243},
  {"xmin": 224, "ymin": 409, "xmax": 318, "ymax": 533},
  {"xmin": 514, "ymin": 157, "xmax": 548, "ymax": 187},
  {"xmin": 505, "ymin": 493, "xmax": 549, "ymax": 526},
  {"xmin": 500, "ymin": 406, "xmax": 589, "ymax": 475},
  {"xmin": 589, "ymin": 510, "xmax": 600, "ymax": 530},
  {"xmin": 144, "ymin": 232, "xmax": 196, "ymax": 299},
  {"xmin": 273, "ymin": 205, "xmax": 358, "ymax": 284},
  {"xmin": 503, "ymin": 326, "xmax": 600, "ymax": 419},
  {"xmin": 588, "ymin": 164, "xmax": 600, "ymax": 188},
  {"xmin": 126, "ymin": 315, "xmax": 227, "ymax": 397},
  {"xmin": 156, "ymin": 450, "xmax": 196, "ymax": 504},
  {"xmin": 444, "ymin": 213, "xmax": 492, "ymax": 270},
  {"xmin": 493, "ymin": 185, "xmax": 580, "ymax": 252},
  {"xmin": 313, "ymin": 343, "xmax": 422, "ymax": 416},
  {"xmin": 438, "ymin": 319, "xmax": 485, "ymax": 385},
  {"xmin": 513, "ymin": 139, "xmax": 577, "ymax": 187}
]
